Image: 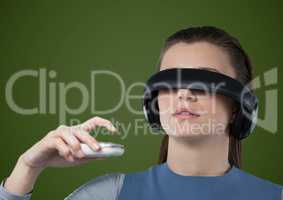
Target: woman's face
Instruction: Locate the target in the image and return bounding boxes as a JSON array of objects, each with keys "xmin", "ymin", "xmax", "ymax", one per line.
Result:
[{"xmin": 158, "ymin": 41, "xmax": 236, "ymax": 138}]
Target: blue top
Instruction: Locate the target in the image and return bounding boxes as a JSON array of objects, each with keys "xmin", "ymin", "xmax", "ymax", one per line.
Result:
[
  {"xmin": 118, "ymin": 163, "xmax": 283, "ymax": 200},
  {"xmin": 1, "ymin": 163, "xmax": 282, "ymax": 200}
]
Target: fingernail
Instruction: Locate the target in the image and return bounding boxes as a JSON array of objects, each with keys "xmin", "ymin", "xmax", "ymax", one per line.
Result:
[
  {"xmin": 110, "ymin": 125, "xmax": 117, "ymax": 132},
  {"xmin": 68, "ymin": 155, "xmax": 75, "ymax": 162},
  {"xmin": 78, "ymin": 150, "xmax": 85, "ymax": 157}
]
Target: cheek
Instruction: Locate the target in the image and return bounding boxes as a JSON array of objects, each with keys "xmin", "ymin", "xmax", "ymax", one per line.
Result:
[
  {"xmin": 157, "ymin": 93, "xmax": 176, "ymax": 131},
  {"xmin": 158, "ymin": 94, "xmax": 174, "ymax": 117},
  {"xmin": 207, "ymin": 95, "xmax": 233, "ymax": 124}
]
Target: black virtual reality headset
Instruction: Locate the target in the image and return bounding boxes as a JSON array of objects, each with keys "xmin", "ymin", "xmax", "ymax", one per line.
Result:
[{"xmin": 142, "ymin": 68, "xmax": 259, "ymax": 140}]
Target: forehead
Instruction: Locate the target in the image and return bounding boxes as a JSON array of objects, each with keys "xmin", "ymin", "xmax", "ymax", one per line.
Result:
[{"xmin": 160, "ymin": 42, "xmax": 236, "ymax": 78}]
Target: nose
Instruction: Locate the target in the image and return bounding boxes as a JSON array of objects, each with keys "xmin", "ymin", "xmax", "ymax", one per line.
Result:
[{"xmin": 177, "ymin": 88, "xmax": 197, "ymax": 102}]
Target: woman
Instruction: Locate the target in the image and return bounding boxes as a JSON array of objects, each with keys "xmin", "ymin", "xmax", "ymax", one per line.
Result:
[{"xmin": 1, "ymin": 26, "xmax": 282, "ymax": 200}]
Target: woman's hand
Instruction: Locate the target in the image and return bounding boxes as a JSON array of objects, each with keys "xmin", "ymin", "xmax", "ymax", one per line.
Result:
[
  {"xmin": 4, "ymin": 116, "xmax": 117, "ymax": 195},
  {"xmin": 21, "ymin": 116, "xmax": 117, "ymax": 169}
]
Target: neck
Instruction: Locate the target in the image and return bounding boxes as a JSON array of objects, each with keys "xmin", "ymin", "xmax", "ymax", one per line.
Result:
[{"xmin": 166, "ymin": 134, "xmax": 231, "ymax": 176}]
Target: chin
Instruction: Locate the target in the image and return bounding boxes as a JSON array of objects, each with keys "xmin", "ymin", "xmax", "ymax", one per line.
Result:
[
  {"xmin": 168, "ymin": 130, "xmax": 210, "ymax": 137},
  {"xmin": 163, "ymin": 123, "xmax": 207, "ymax": 136},
  {"xmin": 167, "ymin": 132, "xmax": 212, "ymax": 143}
]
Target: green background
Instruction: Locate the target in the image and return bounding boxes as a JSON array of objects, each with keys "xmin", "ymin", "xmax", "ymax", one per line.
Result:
[{"xmin": 0, "ymin": 0, "xmax": 282, "ymax": 199}]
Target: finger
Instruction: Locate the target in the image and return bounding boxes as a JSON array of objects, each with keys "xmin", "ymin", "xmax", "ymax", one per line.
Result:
[
  {"xmin": 53, "ymin": 138, "xmax": 75, "ymax": 161},
  {"xmin": 58, "ymin": 128, "xmax": 83, "ymax": 156},
  {"xmin": 80, "ymin": 116, "xmax": 117, "ymax": 133},
  {"xmin": 72, "ymin": 128, "xmax": 101, "ymax": 151}
]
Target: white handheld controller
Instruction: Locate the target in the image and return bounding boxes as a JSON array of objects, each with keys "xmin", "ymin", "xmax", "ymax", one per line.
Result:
[{"xmin": 80, "ymin": 142, "xmax": 125, "ymax": 158}]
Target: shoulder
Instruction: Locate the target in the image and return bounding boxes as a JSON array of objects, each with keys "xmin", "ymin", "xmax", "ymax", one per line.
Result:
[
  {"xmin": 64, "ymin": 173, "xmax": 125, "ymax": 200},
  {"xmin": 233, "ymin": 167, "xmax": 283, "ymax": 198},
  {"xmin": 234, "ymin": 167, "xmax": 282, "ymax": 187}
]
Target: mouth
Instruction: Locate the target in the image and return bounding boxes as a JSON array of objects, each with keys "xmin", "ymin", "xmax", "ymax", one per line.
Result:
[{"xmin": 172, "ymin": 108, "xmax": 201, "ymax": 119}]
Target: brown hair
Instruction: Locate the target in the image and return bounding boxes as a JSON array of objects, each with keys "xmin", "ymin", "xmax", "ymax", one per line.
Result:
[{"xmin": 156, "ymin": 26, "xmax": 254, "ymax": 168}]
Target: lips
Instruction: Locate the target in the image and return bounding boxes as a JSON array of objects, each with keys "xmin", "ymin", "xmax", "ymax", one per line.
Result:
[{"xmin": 173, "ymin": 107, "xmax": 200, "ymax": 119}]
